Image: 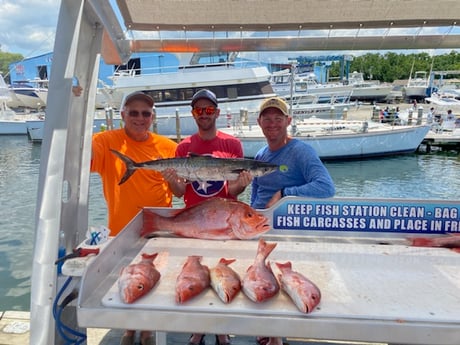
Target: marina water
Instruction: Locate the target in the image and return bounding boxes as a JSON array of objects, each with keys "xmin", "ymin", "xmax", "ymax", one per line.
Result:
[{"xmin": 1, "ymin": 135, "xmax": 459, "ymax": 311}]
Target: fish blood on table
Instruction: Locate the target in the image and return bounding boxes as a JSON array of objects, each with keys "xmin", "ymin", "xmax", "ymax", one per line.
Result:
[
  {"xmin": 242, "ymin": 238, "xmax": 279, "ymax": 303},
  {"xmin": 210, "ymin": 258, "xmax": 242, "ymax": 303},
  {"xmin": 175, "ymin": 255, "xmax": 210, "ymax": 303},
  {"xmin": 110, "ymin": 149, "xmax": 279, "ymax": 185},
  {"xmin": 142, "ymin": 197, "xmax": 270, "ymax": 240},
  {"xmin": 118, "ymin": 252, "xmax": 161, "ymax": 304},
  {"xmin": 275, "ymin": 261, "xmax": 321, "ymax": 313}
]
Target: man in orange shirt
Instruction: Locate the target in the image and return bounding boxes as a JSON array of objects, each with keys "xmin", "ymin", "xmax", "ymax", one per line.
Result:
[{"xmin": 91, "ymin": 91, "xmax": 177, "ymax": 345}]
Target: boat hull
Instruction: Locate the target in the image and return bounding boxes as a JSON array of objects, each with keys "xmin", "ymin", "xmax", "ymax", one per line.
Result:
[
  {"xmin": 0, "ymin": 120, "xmax": 27, "ymax": 135},
  {"xmin": 350, "ymin": 85, "xmax": 393, "ymax": 102},
  {"xmin": 26, "ymin": 118, "xmax": 110, "ymax": 142},
  {"xmin": 222, "ymin": 124, "xmax": 430, "ymax": 159},
  {"xmin": 405, "ymin": 86, "xmax": 428, "ymax": 99},
  {"xmin": 8, "ymin": 88, "xmax": 47, "ymax": 109}
]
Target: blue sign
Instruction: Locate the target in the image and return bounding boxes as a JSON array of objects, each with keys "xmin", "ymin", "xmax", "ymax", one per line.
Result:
[{"xmin": 272, "ymin": 198, "xmax": 460, "ymax": 234}]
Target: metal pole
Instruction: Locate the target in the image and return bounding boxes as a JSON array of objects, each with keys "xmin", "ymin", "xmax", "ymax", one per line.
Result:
[{"xmin": 175, "ymin": 109, "xmax": 181, "ymax": 141}]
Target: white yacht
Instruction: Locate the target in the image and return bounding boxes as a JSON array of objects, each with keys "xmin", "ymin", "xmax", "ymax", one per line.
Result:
[
  {"xmin": 405, "ymin": 71, "xmax": 430, "ymax": 100},
  {"xmin": 98, "ymin": 52, "xmax": 277, "ymax": 135},
  {"xmin": 7, "ymin": 78, "xmax": 48, "ymax": 110},
  {"xmin": 348, "ymin": 71, "xmax": 393, "ymax": 102},
  {"xmin": 271, "ymin": 69, "xmax": 353, "ymax": 104}
]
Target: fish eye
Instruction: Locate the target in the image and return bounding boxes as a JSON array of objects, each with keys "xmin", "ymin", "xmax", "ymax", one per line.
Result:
[{"xmin": 137, "ymin": 284, "xmax": 144, "ymax": 291}]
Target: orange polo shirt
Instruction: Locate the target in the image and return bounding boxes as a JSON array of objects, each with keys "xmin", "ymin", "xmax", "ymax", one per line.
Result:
[{"xmin": 91, "ymin": 129, "xmax": 177, "ymax": 235}]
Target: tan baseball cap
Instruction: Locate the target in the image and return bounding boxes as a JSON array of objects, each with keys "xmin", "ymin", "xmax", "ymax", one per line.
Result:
[{"xmin": 259, "ymin": 97, "xmax": 289, "ymax": 117}]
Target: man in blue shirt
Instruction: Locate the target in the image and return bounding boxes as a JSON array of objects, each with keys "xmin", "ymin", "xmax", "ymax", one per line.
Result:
[
  {"xmin": 251, "ymin": 96, "xmax": 335, "ymax": 208},
  {"xmin": 250, "ymin": 97, "xmax": 335, "ymax": 345}
]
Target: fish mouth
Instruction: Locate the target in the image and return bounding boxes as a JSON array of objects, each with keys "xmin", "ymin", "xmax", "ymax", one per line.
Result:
[{"xmin": 257, "ymin": 219, "xmax": 271, "ymax": 233}]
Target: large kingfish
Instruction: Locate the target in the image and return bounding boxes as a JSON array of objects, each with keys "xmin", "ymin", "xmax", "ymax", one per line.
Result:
[
  {"xmin": 141, "ymin": 197, "xmax": 270, "ymax": 240},
  {"xmin": 242, "ymin": 238, "xmax": 279, "ymax": 303},
  {"xmin": 110, "ymin": 149, "xmax": 279, "ymax": 185},
  {"xmin": 175, "ymin": 255, "xmax": 210, "ymax": 303},
  {"xmin": 275, "ymin": 261, "xmax": 321, "ymax": 313},
  {"xmin": 118, "ymin": 252, "xmax": 161, "ymax": 304},
  {"xmin": 210, "ymin": 258, "xmax": 241, "ymax": 303}
]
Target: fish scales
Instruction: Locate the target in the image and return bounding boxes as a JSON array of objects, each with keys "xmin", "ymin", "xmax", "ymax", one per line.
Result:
[
  {"xmin": 175, "ymin": 255, "xmax": 210, "ymax": 304},
  {"xmin": 275, "ymin": 261, "xmax": 321, "ymax": 313},
  {"xmin": 118, "ymin": 252, "xmax": 161, "ymax": 304},
  {"xmin": 141, "ymin": 197, "xmax": 270, "ymax": 240},
  {"xmin": 210, "ymin": 258, "xmax": 242, "ymax": 303},
  {"xmin": 242, "ymin": 238, "xmax": 279, "ymax": 303},
  {"xmin": 110, "ymin": 149, "xmax": 279, "ymax": 185}
]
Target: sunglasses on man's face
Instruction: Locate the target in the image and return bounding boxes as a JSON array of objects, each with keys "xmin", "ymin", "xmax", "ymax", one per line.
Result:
[
  {"xmin": 192, "ymin": 106, "xmax": 217, "ymax": 116},
  {"xmin": 128, "ymin": 110, "xmax": 153, "ymax": 118}
]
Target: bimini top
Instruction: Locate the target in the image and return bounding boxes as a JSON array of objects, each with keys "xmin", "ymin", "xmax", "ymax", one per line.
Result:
[{"xmin": 91, "ymin": 0, "xmax": 460, "ymax": 64}]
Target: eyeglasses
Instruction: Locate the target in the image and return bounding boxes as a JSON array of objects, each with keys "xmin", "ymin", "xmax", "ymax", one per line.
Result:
[
  {"xmin": 128, "ymin": 110, "xmax": 152, "ymax": 118},
  {"xmin": 192, "ymin": 106, "xmax": 217, "ymax": 116}
]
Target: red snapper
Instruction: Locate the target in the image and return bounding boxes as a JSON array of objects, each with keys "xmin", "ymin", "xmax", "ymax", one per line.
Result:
[
  {"xmin": 210, "ymin": 258, "xmax": 241, "ymax": 303},
  {"xmin": 142, "ymin": 198, "xmax": 270, "ymax": 240},
  {"xmin": 242, "ymin": 238, "xmax": 279, "ymax": 303},
  {"xmin": 175, "ymin": 255, "xmax": 210, "ymax": 303},
  {"xmin": 118, "ymin": 252, "xmax": 161, "ymax": 304},
  {"xmin": 275, "ymin": 261, "xmax": 321, "ymax": 313}
]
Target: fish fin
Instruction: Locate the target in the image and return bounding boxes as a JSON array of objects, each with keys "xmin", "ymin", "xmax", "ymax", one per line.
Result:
[
  {"xmin": 141, "ymin": 252, "xmax": 159, "ymax": 261},
  {"xmin": 219, "ymin": 258, "xmax": 236, "ymax": 265},
  {"xmin": 110, "ymin": 149, "xmax": 136, "ymax": 185}
]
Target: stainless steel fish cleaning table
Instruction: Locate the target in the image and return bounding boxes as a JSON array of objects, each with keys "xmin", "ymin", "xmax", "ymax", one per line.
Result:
[{"xmin": 77, "ymin": 197, "xmax": 460, "ymax": 345}]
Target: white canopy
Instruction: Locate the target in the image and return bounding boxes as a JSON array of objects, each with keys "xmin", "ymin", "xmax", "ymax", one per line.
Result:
[{"xmin": 92, "ymin": 0, "xmax": 460, "ymax": 63}]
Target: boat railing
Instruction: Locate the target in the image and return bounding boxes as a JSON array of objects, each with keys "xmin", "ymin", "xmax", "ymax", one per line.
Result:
[{"xmin": 111, "ymin": 59, "xmax": 266, "ymax": 80}]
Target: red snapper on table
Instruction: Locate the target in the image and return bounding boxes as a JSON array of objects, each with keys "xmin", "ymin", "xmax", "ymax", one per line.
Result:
[
  {"xmin": 242, "ymin": 238, "xmax": 279, "ymax": 303},
  {"xmin": 210, "ymin": 258, "xmax": 242, "ymax": 303},
  {"xmin": 118, "ymin": 252, "xmax": 161, "ymax": 304},
  {"xmin": 142, "ymin": 198, "xmax": 270, "ymax": 240}
]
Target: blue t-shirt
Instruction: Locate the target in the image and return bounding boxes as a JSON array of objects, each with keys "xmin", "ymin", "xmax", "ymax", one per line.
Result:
[{"xmin": 250, "ymin": 138, "xmax": 335, "ymax": 209}]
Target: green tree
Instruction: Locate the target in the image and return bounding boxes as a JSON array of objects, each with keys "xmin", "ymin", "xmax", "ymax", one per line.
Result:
[
  {"xmin": 327, "ymin": 51, "xmax": 460, "ymax": 82},
  {"xmin": 0, "ymin": 51, "xmax": 24, "ymax": 84}
]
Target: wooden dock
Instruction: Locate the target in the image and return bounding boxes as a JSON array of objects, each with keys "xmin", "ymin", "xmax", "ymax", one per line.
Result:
[{"xmin": 421, "ymin": 130, "xmax": 460, "ymax": 152}]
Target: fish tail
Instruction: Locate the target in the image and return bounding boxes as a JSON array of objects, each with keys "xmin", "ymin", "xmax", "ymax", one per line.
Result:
[
  {"xmin": 141, "ymin": 209, "xmax": 161, "ymax": 237},
  {"xmin": 275, "ymin": 261, "xmax": 292, "ymax": 271},
  {"xmin": 260, "ymin": 238, "xmax": 277, "ymax": 258},
  {"xmin": 110, "ymin": 149, "xmax": 137, "ymax": 185}
]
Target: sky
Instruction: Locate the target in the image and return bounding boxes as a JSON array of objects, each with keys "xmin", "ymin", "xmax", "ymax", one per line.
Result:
[
  {"xmin": 0, "ymin": 0, "xmax": 458, "ymax": 62},
  {"xmin": 0, "ymin": 0, "xmax": 61, "ymax": 57}
]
